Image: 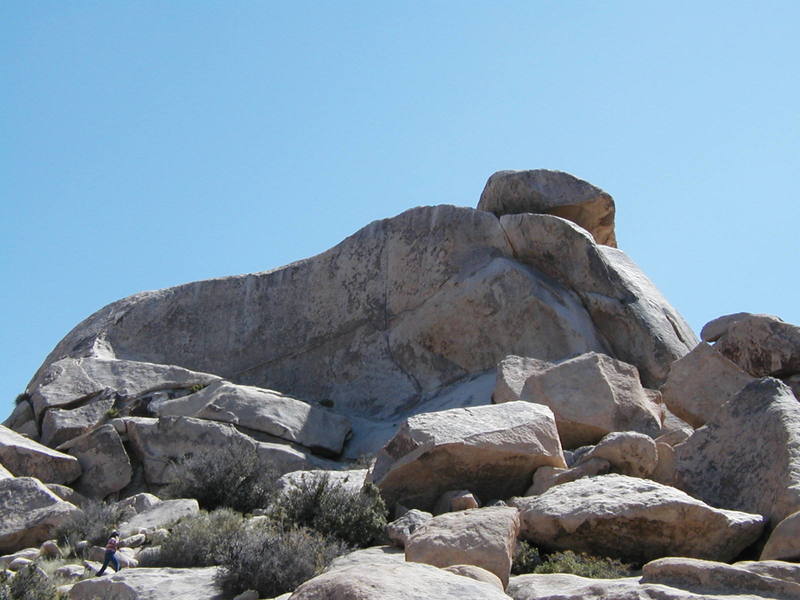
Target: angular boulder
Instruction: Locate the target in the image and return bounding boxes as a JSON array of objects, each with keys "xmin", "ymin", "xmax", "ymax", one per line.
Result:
[
  {"xmin": 0, "ymin": 425, "xmax": 81, "ymax": 484},
  {"xmin": 527, "ymin": 458, "xmax": 610, "ymax": 496},
  {"xmin": 386, "ymin": 509, "xmax": 432, "ymax": 548},
  {"xmin": 675, "ymin": 378, "xmax": 800, "ymax": 525},
  {"xmin": 443, "ymin": 565, "xmax": 504, "ymax": 590},
  {"xmin": 760, "ymin": 510, "xmax": 800, "ymax": 561},
  {"xmin": 518, "ymin": 353, "xmax": 662, "ymax": 448},
  {"xmin": 29, "ymin": 357, "xmax": 221, "ymax": 420},
  {"xmin": 119, "ymin": 499, "xmax": 199, "ymax": 537},
  {"xmin": 433, "ymin": 489, "xmax": 480, "ymax": 515},
  {"xmin": 580, "ymin": 431, "xmax": 658, "ymax": 478},
  {"xmin": 478, "ymin": 169, "xmax": 617, "ymax": 247},
  {"xmin": 64, "ymin": 424, "xmax": 132, "ymax": 499},
  {"xmin": 0, "ymin": 477, "xmax": 81, "ymax": 554},
  {"xmin": 291, "ymin": 560, "xmax": 512, "ymax": 600},
  {"xmin": 325, "ymin": 546, "xmax": 406, "ymax": 572},
  {"xmin": 160, "ymin": 380, "xmax": 352, "ymax": 456},
  {"xmin": 500, "ymin": 213, "xmax": 698, "ymax": 387},
  {"xmin": 660, "ymin": 342, "xmax": 754, "ymax": 428},
  {"xmin": 641, "ymin": 557, "xmax": 800, "ymax": 599},
  {"xmin": 710, "ymin": 314, "xmax": 800, "ymax": 377},
  {"xmin": 492, "ymin": 355, "xmax": 553, "ymax": 404},
  {"xmin": 369, "ymin": 401, "xmax": 566, "ymax": 511},
  {"xmin": 41, "ymin": 392, "xmax": 116, "ymax": 447},
  {"xmin": 510, "ymin": 474, "xmax": 764, "ymax": 563},
  {"xmin": 405, "ymin": 506, "xmax": 520, "ymax": 586},
  {"xmin": 68, "ymin": 566, "xmax": 225, "ymax": 600}
]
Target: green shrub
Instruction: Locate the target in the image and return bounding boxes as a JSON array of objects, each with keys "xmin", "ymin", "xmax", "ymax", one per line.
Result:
[
  {"xmin": 0, "ymin": 563, "xmax": 60, "ymax": 600},
  {"xmin": 54, "ymin": 499, "xmax": 121, "ymax": 555},
  {"xmin": 217, "ymin": 521, "xmax": 349, "ymax": 597},
  {"xmin": 156, "ymin": 508, "xmax": 245, "ymax": 567},
  {"xmin": 160, "ymin": 451, "xmax": 277, "ymax": 513},
  {"xmin": 533, "ymin": 550, "xmax": 633, "ymax": 578},
  {"xmin": 511, "ymin": 540, "xmax": 543, "ymax": 575},
  {"xmin": 271, "ymin": 475, "xmax": 387, "ymax": 547},
  {"xmin": 188, "ymin": 383, "xmax": 206, "ymax": 393}
]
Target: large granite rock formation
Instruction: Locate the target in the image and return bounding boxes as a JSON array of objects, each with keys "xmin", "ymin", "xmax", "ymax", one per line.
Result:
[{"xmin": 0, "ymin": 425, "xmax": 81, "ymax": 484}]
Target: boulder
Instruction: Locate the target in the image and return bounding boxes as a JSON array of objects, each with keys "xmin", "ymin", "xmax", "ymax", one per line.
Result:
[
  {"xmin": 0, "ymin": 425, "xmax": 81, "ymax": 484},
  {"xmin": 651, "ymin": 441, "xmax": 677, "ymax": 485},
  {"xmin": 760, "ymin": 510, "xmax": 800, "ymax": 560},
  {"xmin": 700, "ymin": 312, "xmax": 752, "ymax": 343},
  {"xmin": 0, "ymin": 463, "xmax": 12, "ymax": 480},
  {"xmin": 41, "ymin": 392, "xmax": 115, "ymax": 447},
  {"xmin": 275, "ymin": 469, "xmax": 367, "ymax": 496},
  {"xmin": 733, "ymin": 560, "xmax": 800, "ymax": 585},
  {"xmin": 39, "ymin": 539, "xmax": 61, "ymax": 558},
  {"xmin": 54, "ymin": 563, "xmax": 86, "ymax": 581},
  {"xmin": 326, "ymin": 546, "xmax": 406, "ymax": 571},
  {"xmin": 518, "ymin": 353, "xmax": 662, "ymax": 448},
  {"xmin": 65, "ymin": 424, "xmax": 132, "ymax": 499},
  {"xmin": 156, "ymin": 380, "xmax": 352, "ymax": 456},
  {"xmin": 675, "ymin": 378, "xmax": 800, "ymax": 525},
  {"xmin": 115, "ymin": 492, "xmax": 162, "ymax": 516},
  {"xmin": 291, "ymin": 560, "xmax": 512, "ymax": 600},
  {"xmin": 511, "ymin": 474, "xmax": 764, "ymax": 563},
  {"xmin": 46, "ymin": 483, "xmax": 88, "ymax": 508},
  {"xmin": 0, "ymin": 548, "xmax": 39, "ymax": 568},
  {"xmin": 660, "ymin": 342, "xmax": 754, "ymax": 427},
  {"xmin": 119, "ymin": 499, "xmax": 199, "ymax": 537},
  {"xmin": 478, "ymin": 169, "xmax": 617, "ymax": 247},
  {"xmin": 386, "ymin": 510, "xmax": 433, "ymax": 548},
  {"xmin": 580, "ymin": 431, "xmax": 658, "ymax": 477},
  {"xmin": 710, "ymin": 314, "xmax": 800, "ymax": 377},
  {"xmin": 28, "ymin": 357, "xmax": 221, "ymax": 420},
  {"xmin": 405, "ymin": 505, "xmax": 520, "ymax": 586},
  {"xmin": 0, "ymin": 477, "xmax": 81, "ymax": 554},
  {"xmin": 125, "ymin": 416, "xmax": 323, "ymax": 486},
  {"xmin": 443, "ymin": 564, "xmax": 504, "ymax": 590},
  {"xmin": 8, "ymin": 557, "xmax": 32, "ymax": 571},
  {"xmin": 433, "ymin": 490, "xmax": 480, "ymax": 515},
  {"xmin": 526, "ymin": 458, "xmax": 610, "ymax": 496},
  {"xmin": 499, "ymin": 213, "xmax": 697, "ymax": 388},
  {"xmin": 369, "ymin": 401, "xmax": 566, "ymax": 511},
  {"xmin": 641, "ymin": 556, "xmax": 800, "ymax": 599},
  {"xmin": 2, "ymin": 400, "xmax": 35, "ymax": 434},
  {"xmin": 492, "ymin": 355, "xmax": 553, "ymax": 405},
  {"xmin": 68, "ymin": 566, "xmax": 225, "ymax": 600}
]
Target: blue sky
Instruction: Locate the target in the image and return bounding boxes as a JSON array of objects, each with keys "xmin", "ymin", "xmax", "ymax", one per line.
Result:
[{"xmin": 2, "ymin": 1, "xmax": 798, "ymax": 420}]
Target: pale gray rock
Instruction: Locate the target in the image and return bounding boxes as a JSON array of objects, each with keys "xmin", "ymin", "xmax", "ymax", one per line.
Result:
[
  {"xmin": 177, "ymin": 380, "xmax": 352, "ymax": 455},
  {"xmin": 675, "ymin": 378, "xmax": 800, "ymax": 525},
  {"xmin": 39, "ymin": 539, "xmax": 61, "ymax": 558},
  {"xmin": 700, "ymin": 312, "xmax": 752, "ymax": 343},
  {"xmin": 119, "ymin": 499, "xmax": 199, "ymax": 537},
  {"xmin": 125, "ymin": 416, "xmax": 324, "ymax": 486},
  {"xmin": 0, "ymin": 477, "xmax": 81, "ymax": 554},
  {"xmin": 291, "ymin": 560, "xmax": 512, "ymax": 600},
  {"xmin": 2, "ymin": 400, "xmax": 35, "ymax": 433},
  {"xmin": 54, "ymin": 563, "xmax": 86, "ymax": 581},
  {"xmin": 29, "ymin": 357, "xmax": 221, "ymax": 420},
  {"xmin": 651, "ymin": 441, "xmax": 677, "ymax": 485},
  {"xmin": 115, "ymin": 492, "xmax": 161, "ymax": 516},
  {"xmin": 46, "ymin": 484, "xmax": 88, "ymax": 508},
  {"xmin": 68, "ymin": 566, "xmax": 225, "ymax": 600},
  {"xmin": 433, "ymin": 489, "xmax": 480, "ymax": 515},
  {"xmin": 7, "ymin": 557, "xmax": 32, "ymax": 571},
  {"xmin": 511, "ymin": 474, "xmax": 764, "ymax": 563},
  {"xmin": 581, "ymin": 431, "xmax": 658, "ymax": 477},
  {"xmin": 274, "ymin": 469, "xmax": 367, "ymax": 496},
  {"xmin": 519, "ymin": 353, "xmax": 662, "ymax": 448},
  {"xmin": 478, "ymin": 169, "xmax": 617, "ymax": 247},
  {"xmin": 655, "ymin": 414, "xmax": 693, "ymax": 447},
  {"xmin": 527, "ymin": 458, "xmax": 610, "ymax": 495},
  {"xmin": 41, "ymin": 392, "xmax": 115, "ymax": 447},
  {"xmin": 386, "ymin": 510, "xmax": 432, "ymax": 548},
  {"xmin": 405, "ymin": 506, "xmax": 520, "ymax": 586},
  {"xmin": 760, "ymin": 510, "xmax": 800, "ymax": 560},
  {"xmin": 493, "ymin": 355, "xmax": 553, "ymax": 405},
  {"xmin": 326, "ymin": 545, "xmax": 405, "ymax": 572},
  {"xmin": 711, "ymin": 314, "xmax": 800, "ymax": 377},
  {"xmin": 443, "ymin": 564, "xmax": 504, "ymax": 590},
  {"xmin": 66, "ymin": 424, "xmax": 132, "ymax": 499},
  {"xmin": 369, "ymin": 401, "xmax": 566, "ymax": 511},
  {"xmin": 0, "ymin": 463, "xmax": 12, "ymax": 480},
  {"xmin": 641, "ymin": 556, "xmax": 800, "ymax": 599},
  {"xmin": 0, "ymin": 425, "xmax": 81, "ymax": 484},
  {"xmin": 29, "ymin": 206, "xmax": 612, "ymax": 424},
  {"xmin": 500, "ymin": 213, "xmax": 697, "ymax": 387},
  {"xmin": 733, "ymin": 560, "xmax": 800, "ymax": 585},
  {"xmin": 121, "ymin": 533, "xmax": 145, "ymax": 548},
  {"xmin": 660, "ymin": 342, "xmax": 754, "ymax": 428},
  {"xmin": 0, "ymin": 548, "xmax": 39, "ymax": 568}
]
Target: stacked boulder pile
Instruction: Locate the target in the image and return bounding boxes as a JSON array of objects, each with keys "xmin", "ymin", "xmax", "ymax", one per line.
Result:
[{"xmin": 2, "ymin": 169, "xmax": 800, "ymax": 599}]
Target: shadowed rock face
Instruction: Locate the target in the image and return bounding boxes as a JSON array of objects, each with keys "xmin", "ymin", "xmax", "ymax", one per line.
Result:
[{"xmin": 26, "ymin": 205, "xmax": 694, "ymax": 424}]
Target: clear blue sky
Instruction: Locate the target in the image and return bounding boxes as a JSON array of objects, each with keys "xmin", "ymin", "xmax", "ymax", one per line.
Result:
[{"xmin": 2, "ymin": 1, "xmax": 798, "ymax": 420}]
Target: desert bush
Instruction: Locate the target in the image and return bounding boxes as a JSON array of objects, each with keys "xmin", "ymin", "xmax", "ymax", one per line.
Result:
[
  {"xmin": 0, "ymin": 563, "xmax": 60, "ymax": 600},
  {"xmin": 511, "ymin": 540, "xmax": 543, "ymax": 575},
  {"xmin": 160, "ymin": 451, "xmax": 277, "ymax": 513},
  {"xmin": 218, "ymin": 521, "xmax": 349, "ymax": 597},
  {"xmin": 54, "ymin": 499, "xmax": 121, "ymax": 555},
  {"xmin": 271, "ymin": 475, "xmax": 387, "ymax": 547},
  {"xmin": 155, "ymin": 508, "xmax": 245, "ymax": 567},
  {"xmin": 533, "ymin": 550, "xmax": 633, "ymax": 578}
]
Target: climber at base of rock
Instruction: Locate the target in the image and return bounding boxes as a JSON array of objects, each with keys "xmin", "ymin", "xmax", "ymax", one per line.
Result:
[{"xmin": 95, "ymin": 530, "xmax": 121, "ymax": 576}]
